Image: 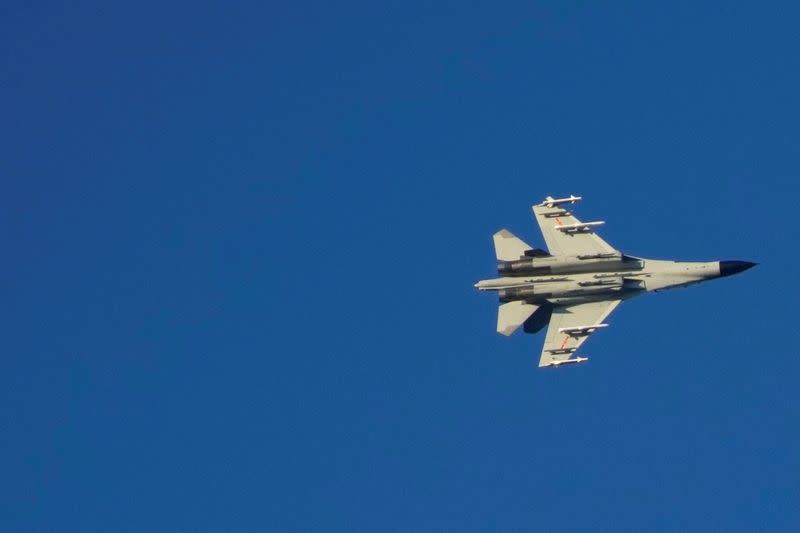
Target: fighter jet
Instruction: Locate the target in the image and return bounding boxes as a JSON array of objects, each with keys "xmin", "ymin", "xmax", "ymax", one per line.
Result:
[{"xmin": 475, "ymin": 195, "xmax": 756, "ymax": 368}]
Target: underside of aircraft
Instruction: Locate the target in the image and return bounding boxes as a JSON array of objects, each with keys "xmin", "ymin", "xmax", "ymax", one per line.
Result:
[{"xmin": 475, "ymin": 195, "xmax": 756, "ymax": 368}]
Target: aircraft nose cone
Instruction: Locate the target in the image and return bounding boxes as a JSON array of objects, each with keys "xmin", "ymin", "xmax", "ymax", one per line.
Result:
[{"xmin": 719, "ymin": 260, "xmax": 757, "ymax": 277}]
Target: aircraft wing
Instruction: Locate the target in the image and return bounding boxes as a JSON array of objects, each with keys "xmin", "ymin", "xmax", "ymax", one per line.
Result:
[
  {"xmin": 532, "ymin": 201, "xmax": 617, "ymax": 256},
  {"xmin": 538, "ymin": 300, "xmax": 621, "ymax": 367}
]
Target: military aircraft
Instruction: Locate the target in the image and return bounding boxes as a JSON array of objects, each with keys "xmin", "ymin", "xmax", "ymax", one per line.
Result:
[{"xmin": 475, "ymin": 195, "xmax": 756, "ymax": 368}]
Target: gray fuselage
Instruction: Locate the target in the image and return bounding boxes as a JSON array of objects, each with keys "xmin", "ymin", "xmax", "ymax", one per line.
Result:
[{"xmin": 475, "ymin": 256, "xmax": 754, "ymax": 306}]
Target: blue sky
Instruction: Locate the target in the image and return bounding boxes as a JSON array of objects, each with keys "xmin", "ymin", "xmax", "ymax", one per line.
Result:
[{"xmin": 2, "ymin": 1, "xmax": 799, "ymax": 531}]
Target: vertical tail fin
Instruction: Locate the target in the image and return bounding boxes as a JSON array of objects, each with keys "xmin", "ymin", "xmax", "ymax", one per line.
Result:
[
  {"xmin": 493, "ymin": 229, "xmax": 532, "ymax": 261},
  {"xmin": 497, "ymin": 301, "xmax": 539, "ymax": 336}
]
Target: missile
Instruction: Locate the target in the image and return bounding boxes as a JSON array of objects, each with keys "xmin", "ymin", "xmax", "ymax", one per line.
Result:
[
  {"xmin": 554, "ymin": 221, "xmax": 605, "ymax": 232},
  {"xmin": 559, "ymin": 323, "xmax": 608, "ymax": 335},
  {"xmin": 540, "ymin": 195, "xmax": 582, "ymax": 208},
  {"xmin": 544, "ymin": 356, "xmax": 588, "ymax": 368},
  {"xmin": 546, "ymin": 347, "xmax": 578, "ymax": 354}
]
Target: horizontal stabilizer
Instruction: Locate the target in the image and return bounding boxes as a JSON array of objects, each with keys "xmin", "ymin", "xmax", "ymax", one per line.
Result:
[
  {"xmin": 493, "ymin": 229, "xmax": 532, "ymax": 261},
  {"xmin": 497, "ymin": 301, "xmax": 539, "ymax": 336}
]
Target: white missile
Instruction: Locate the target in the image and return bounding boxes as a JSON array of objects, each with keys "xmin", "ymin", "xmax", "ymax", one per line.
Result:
[
  {"xmin": 544, "ymin": 356, "xmax": 588, "ymax": 368},
  {"xmin": 541, "ymin": 195, "xmax": 582, "ymax": 207},
  {"xmin": 559, "ymin": 323, "xmax": 608, "ymax": 335},
  {"xmin": 554, "ymin": 221, "xmax": 605, "ymax": 232}
]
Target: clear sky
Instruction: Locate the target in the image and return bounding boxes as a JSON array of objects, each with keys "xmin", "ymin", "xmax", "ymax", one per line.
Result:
[{"xmin": 3, "ymin": 1, "xmax": 799, "ymax": 531}]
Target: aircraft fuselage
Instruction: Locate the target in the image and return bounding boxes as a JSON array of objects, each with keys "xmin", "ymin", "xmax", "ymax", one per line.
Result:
[
  {"xmin": 477, "ymin": 195, "xmax": 756, "ymax": 368},
  {"xmin": 475, "ymin": 258, "xmax": 754, "ymax": 305}
]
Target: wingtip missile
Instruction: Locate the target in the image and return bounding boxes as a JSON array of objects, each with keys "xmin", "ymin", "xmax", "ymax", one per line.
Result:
[
  {"xmin": 540, "ymin": 195, "xmax": 582, "ymax": 208},
  {"xmin": 543, "ymin": 356, "xmax": 589, "ymax": 368}
]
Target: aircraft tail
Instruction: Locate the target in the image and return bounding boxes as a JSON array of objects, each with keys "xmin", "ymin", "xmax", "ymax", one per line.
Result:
[
  {"xmin": 497, "ymin": 301, "xmax": 539, "ymax": 336},
  {"xmin": 493, "ymin": 229, "xmax": 532, "ymax": 261}
]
